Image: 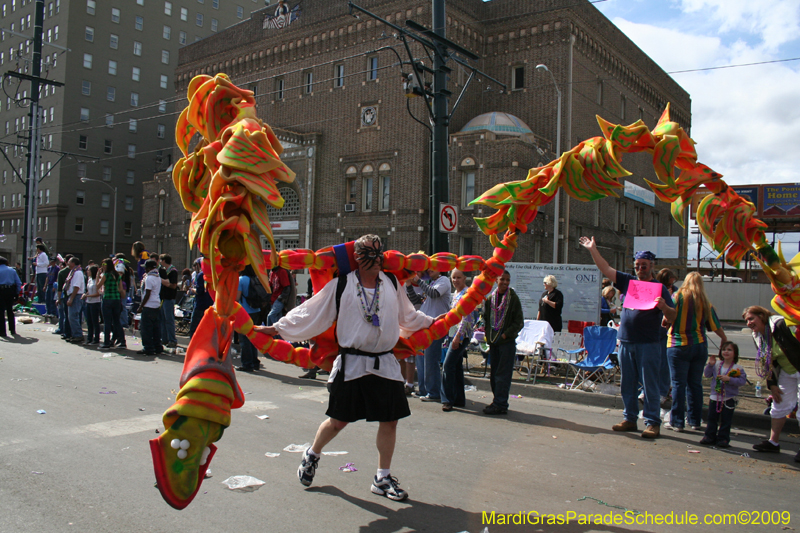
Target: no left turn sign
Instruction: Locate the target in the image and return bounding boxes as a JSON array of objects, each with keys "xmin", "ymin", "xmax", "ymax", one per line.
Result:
[{"xmin": 439, "ymin": 203, "xmax": 458, "ymax": 233}]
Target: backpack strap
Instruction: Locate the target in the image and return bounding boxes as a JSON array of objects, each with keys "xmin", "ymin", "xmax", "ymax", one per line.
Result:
[{"xmin": 335, "ymin": 273, "xmax": 348, "ymax": 316}]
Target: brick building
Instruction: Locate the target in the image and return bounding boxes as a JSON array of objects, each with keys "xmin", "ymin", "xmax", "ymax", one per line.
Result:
[{"xmin": 146, "ymin": 0, "xmax": 691, "ymax": 272}]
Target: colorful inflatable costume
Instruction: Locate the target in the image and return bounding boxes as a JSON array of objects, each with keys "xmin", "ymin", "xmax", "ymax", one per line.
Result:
[{"xmin": 151, "ymin": 74, "xmax": 800, "ymax": 509}]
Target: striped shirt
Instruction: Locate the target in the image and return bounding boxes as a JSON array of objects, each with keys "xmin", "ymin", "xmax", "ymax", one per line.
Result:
[
  {"xmin": 102, "ymin": 272, "xmax": 121, "ymax": 300},
  {"xmin": 667, "ymin": 292, "xmax": 720, "ymax": 347}
]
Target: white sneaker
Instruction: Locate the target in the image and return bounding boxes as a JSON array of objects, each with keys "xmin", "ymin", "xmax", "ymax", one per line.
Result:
[{"xmin": 371, "ymin": 475, "xmax": 408, "ymax": 501}]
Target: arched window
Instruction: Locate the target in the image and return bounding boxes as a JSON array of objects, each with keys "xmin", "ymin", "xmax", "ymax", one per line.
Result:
[
  {"xmin": 361, "ymin": 164, "xmax": 374, "ymax": 174},
  {"xmin": 378, "ymin": 163, "xmax": 391, "ymax": 172},
  {"xmin": 158, "ymin": 189, "xmax": 167, "ymax": 223},
  {"xmin": 267, "ymin": 186, "xmax": 300, "ymax": 220},
  {"xmin": 345, "ymin": 165, "xmax": 357, "ymax": 175}
]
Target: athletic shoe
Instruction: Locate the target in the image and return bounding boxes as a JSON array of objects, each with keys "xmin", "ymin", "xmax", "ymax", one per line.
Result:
[
  {"xmin": 419, "ymin": 395, "xmax": 440, "ymax": 402},
  {"xmin": 663, "ymin": 422, "xmax": 684, "ymax": 432},
  {"xmin": 752, "ymin": 440, "xmax": 780, "ymax": 453},
  {"xmin": 690, "ymin": 425, "xmax": 702, "ymax": 431},
  {"xmin": 99, "ymin": 345, "xmax": 114, "ymax": 350},
  {"xmin": 371, "ymin": 475, "xmax": 408, "ymax": 501},
  {"xmin": 297, "ymin": 449, "xmax": 319, "ymax": 487},
  {"xmin": 404, "ymin": 383, "xmax": 414, "ymax": 396},
  {"xmin": 166, "ymin": 341, "xmax": 178, "ymax": 348}
]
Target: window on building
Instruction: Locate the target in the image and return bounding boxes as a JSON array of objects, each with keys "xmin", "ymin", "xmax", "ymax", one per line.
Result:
[
  {"xmin": 45, "ymin": 189, "xmax": 50, "ymax": 204},
  {"xmin": 107, "ymin": 86, "xmax": 115, "ymax": 101},
  {"xmin": 79, "ymin": 135, "xmax": 87, "ymax": 150},
  {"xmin": 137, "ymin": 0, "xmax": 144, "ymax": 5},
  {"xmin": 132, "ymin": 66, "xmax": 140, "ymax": 81},
  {"xmin": 362, "ymin": 177, "xmax": 373, "ymax": 211},
  {"xmin": 346, "ymin": 177, "xmax": 356, "ymax": 203},
  {"xmin": 111, "ymin": 7, "xmax": 119, "ymax": 23},
  {"xmin": 85, "ymin": 26, "xmax": 94, "ymax": 42},
  {"xmin": 462, "ymin": 171, "xmax": 475, "ymax": 208},
  {"xmin": 157, "ymin": 124, "xmax": 165, "ymax": 138},
  {"xmin": 211, "ymin": 18, "xmax": 217, "ymax": 31},
  {"xmin": 179, "ymin": 31, "xmax": 186, "ymax": 45},
  {"xmin": 158, "ymin": 194, "xmax": 166, "ymax": 223},
  {"xmin": 160, "ymin": 74, "xmax": 168, "ymax": 89},
  {"xmin": 334, "ymin": 64, "xmax": 344, "ymax": 87},
  {"xmin": 367, "ymin": 56, "xmax": 378, "ymax": 81},
  {"xmin": 108, "ymin": 59, "xmax": 117, "ymax": 75},
  {"xmin": 104, "ymin": 139, "xmax": 112, "ymax": 154},
  {"xmin": 180, "ymin": 7, "xmax": 187, "ymax": 21},
  {"xmin": 135, "ymin": 15, "xmax": 143, "ymax": 31},
  {"xmin": 123, "ymin": 221, "xmax": 132, "ymax": 237},
  {"xmin": 77, "ymin": 163, "xmax": 86, "ymax": 177},
  {"xmin": 133, "ymin": 41, "xmax": 142, "ymax": 56},
  {"xmin": 99, "ymin": 219, "xmax": 109, "ymax": 235},
  {"xmin": 75, "ymin": 217, "xmax": 84, "ymax": 233},
  {"xmin": 130, "ymin": 92, "xmax": 139, "ymax": 106},
  {"xmin": 236, "ymin": 5, "xmax": 243, "ymax": 18},
  {"xmin": 212, "ymin": 0, "xmax": 218, "ymax": 8},
  {"xmin": 102, "ymin": 166, "xmax": 111, "ymax": 181},
  {"xmin": 651, "ymin": 211, "xmax": 659, "ymax": 236},
  {"xmin": 126, "ymin": 170, "xmax": 135, "ymax": 185},
  {"xmin": 596, "ymin": 80, "xmax": 603, "ymax": 105},
  {"xmin": 164, "ymin": 1, "xmax": 171, "ymax": 15},
  {"xmin": 195, "ymin": 13, "xmax": 202, "ymax": 26},
  {"xmin": 105, "ymin": 114, "xmax": 113, "ymax": 127},
  {"xmin": 109, "ymin": 33, "xmax": 118, "ymax": 49},
  {"xmin": 620, "ymin": 94, "xmax": 626, "ymax": 121},
  {"xmin": 512, "ymin": 65, "xmax": 524, "ymax": 90},
  {"xmin": 158, "ymin": 100, "xmax": 166, "ymax": 113},
  {"xmin": 127, "ymin": 144, "xmax": 136, "ymax": 158},
  {"xmin": 275, "ymin": 78, "xmax": 284, "ymax": 100},
  {"xmin": 379, "ymin": 175, "xmax": 390, "ymax": 211},
  {"xmin": 76, "ymin": 190, "xmax": 85, "ymax": 204},
  {"xmin": 80, "ymin": 107, "xmax": 89, "ymax": 122},
  {"xmin": 101, "ymin": 193, "xmax": 110, "ymax": 208},
  {"xmin": 163, "ymin": 25, "xmax": 171, "ymax": 39},
  {"xmin": 82, "ymin": 53, "xmax": 92, "ymax": 68},
  {"xmin": 86, "ymin": 0, "xmax": 95, "ymax": 14},
  {"xmin": 304, "ymin": 71, "xmax": 313, "ymax": 94},
  {"xmin": 128, "ymin": 118, "xmax": 137, "ymax": 133},
  {"xmin": 125, "ymin": 196, "xmax": 134, "ymax": 211},
  {"xmin": 161, "ymin": 50, "xmax": 169, "ymax": 64}
]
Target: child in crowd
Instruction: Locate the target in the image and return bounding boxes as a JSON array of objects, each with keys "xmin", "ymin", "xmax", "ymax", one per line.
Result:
[
  {"xmin": 138, "ymin": 259, "xmax": 163, "ymax": 355},
  {"xmin": 700, "ymin": 341, "xmax": 747, "ymax": 448}
]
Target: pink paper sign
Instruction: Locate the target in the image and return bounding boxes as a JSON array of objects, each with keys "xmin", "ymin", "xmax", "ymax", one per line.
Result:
[{"xmin": 622, "ymin": 280, "xmax": 662, "ymax": 311}]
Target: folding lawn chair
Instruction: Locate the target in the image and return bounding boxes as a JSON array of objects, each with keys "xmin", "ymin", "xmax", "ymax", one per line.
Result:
[
  {"xmin": 514, "ymin": 320, "xmax": 554, "ymax": 382},
  {"xmin": 568, "ymin": 326, "xmax": 618, "ymax": 390}
]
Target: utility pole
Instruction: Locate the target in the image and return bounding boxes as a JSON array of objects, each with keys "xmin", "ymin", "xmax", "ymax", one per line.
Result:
[{"xmin": 349, "ymin": 1, "xmax": 505, "ymax": 255}]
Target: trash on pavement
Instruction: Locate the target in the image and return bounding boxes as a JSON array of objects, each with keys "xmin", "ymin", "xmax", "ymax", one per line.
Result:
[
  {"xmin": 221, "ymin": 475, "xmax": 265, "ymax": 491},
  {"xmin": 264, "ymin": 452, "xmax": 280, "ymax": 458},
  {"xmin": 339, "ymin": 462, "xmax": 357, "ymax": 472},
  {"xmin": 36, "ymin": 409, "xmax": 46, "ymax": 414},
  {"xmin": 464, "ymin": 385, "xmax": 477, "ymax": 392},
  {"xmin": 322, "ymin": 451, "xmax": 348, "ymax": 456},
  {"xmin": 283, "ymin": 443, "xmax": 310, "ymax": 453},
  {"xmin": 256, "ymin": 414, "xmax": 269, "ymax": 420}
]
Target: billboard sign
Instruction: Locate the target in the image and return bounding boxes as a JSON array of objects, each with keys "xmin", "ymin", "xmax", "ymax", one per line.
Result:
[
  {"xmin": 690, "ymin": 186, "xmax": 761, "ymax": 220},
  {"xmin": 504, "ymin": 263, "xmax": 602, "ymax": 327},
  {"xmin": 633, "ymin": 236, "xmax": 681, "ymax": 259},
  {"xmin": 762, "ymin": 184, "xmax": 800, "ymax": 218},
  {"xmin": 624, "ymin": 181, "xmax": 655, "ymax": 207}
]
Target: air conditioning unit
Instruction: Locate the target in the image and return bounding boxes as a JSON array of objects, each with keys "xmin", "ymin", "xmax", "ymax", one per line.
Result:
[
  {"xmin": 619, "ymin": 223, "xmax": 629, "ymax": 233},
  {"xmin": 638, "ymin": 228, "xmax": 647, "ymax": 236},
  {"xmin": 344, "ymin": 203, "xmax": 355, "ymax": 212}
]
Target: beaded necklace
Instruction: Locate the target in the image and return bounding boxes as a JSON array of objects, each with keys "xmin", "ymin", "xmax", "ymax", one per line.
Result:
[
  {"xmin": 714, "ymin": 361, "xmax": 731, "ymax": 413},
  {"xmin": 354, "ymin": 271, "xmax": 381, "ymax": 327},
  {"xmin": 487, "ymin": 288, "xmax": 509, "ymax": 343},
  {"xmin": 755, "ymin": 326, "xmax": 772, "ymax": 379}
]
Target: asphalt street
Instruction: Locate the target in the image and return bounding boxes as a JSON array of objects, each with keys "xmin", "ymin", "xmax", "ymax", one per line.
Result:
[{"xmin": 1, "ymin": 321, "xmax": 797, "ymax": 533}]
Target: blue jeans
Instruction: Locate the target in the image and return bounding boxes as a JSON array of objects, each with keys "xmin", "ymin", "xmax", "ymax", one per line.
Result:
[
  {"xmin": 441, "ymin": 341, "xmax": 468, "ymax": 406},
  {"xmin": 45, "ymin": 283, "xmax": 57, "ymax": 316},
  {"xmin": 102, "ymin": 299, "xmax": 124, "ymax": 347},
  {"xmin": 659, "ymin": 338, "xmax": 671, "ymax": 399},
  {"xmin": 488, "ymin": 341, "xmax": 516, "ymax": 410},
  {"xmin": 239, "ymin": 312, "xmax": 261, "ymax": 369},
  {"xmin": 668, "ymin": 342, "xmax": 708, "ymax": 428},
  {"xmin": 67, "ymin": 298, "xmax": 84, "ymax": 339},
  {"xmin": 140, "ymin": 306, "xmax": 163, "ymax": 353},
  {"xmin": 267, "ymin": 299, "xmax": 284, "ymax": 326},
  {"xmin": 618, "ymin": 340, "xmax": 663, "ymax": 427},
  {"xmin": 161, "ymin": 299, "xmax": 176, "ymax": 344},
  {"xmin": 36, "ymin": 273, "xmax": 47, "ymax": 303},
  {"xmin": 85, "ymin": 302, "xmax": 101, "ymax": 343},
  {"xmin": 58, "ymin": 297, "xmax": 71, "ymax": 337},
  {"xmin": 419, "ymin": 337, "xmax": 444, "ymax": 400},
  {"xmin": 704, "ymin": 398, "xmax": 736, "ymax": 443}
]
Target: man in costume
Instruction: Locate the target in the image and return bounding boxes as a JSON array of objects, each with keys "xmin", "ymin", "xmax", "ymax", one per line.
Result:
[
  {"xmin": 483, "ymin": 270, "xmax": 524, "ymax": 415},
  {"xmin": 580, "ymin": 237, "xmax": 676, "ymax": 438},
  {"xmin": 257, "ymin": 234, "xmax": 441, "ymax": 501}
]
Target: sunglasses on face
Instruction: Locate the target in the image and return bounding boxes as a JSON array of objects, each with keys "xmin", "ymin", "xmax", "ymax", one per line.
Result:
[{"xmin": 634, "ymin": 264, "xmax": 649, "ymax": 270}]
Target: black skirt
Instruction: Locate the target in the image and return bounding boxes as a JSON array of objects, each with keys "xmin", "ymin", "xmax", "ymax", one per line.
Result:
[{"xmin": 326, "ymin": 370, "xmax": 411, "ymax": 423}]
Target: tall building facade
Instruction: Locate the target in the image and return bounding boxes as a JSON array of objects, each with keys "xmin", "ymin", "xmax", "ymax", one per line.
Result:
[
  {"xmin": 149, "ymin": 0, "xmax": 691, "ymax": 272},
  {"xmin": 0, "ymin": 0, "xmax": 254, "ymax": 265}
]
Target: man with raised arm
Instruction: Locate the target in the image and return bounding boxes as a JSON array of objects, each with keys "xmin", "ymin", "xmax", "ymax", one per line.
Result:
[{"xmin": 579, "ymin": 236, "xmax": 676, "ymax": 439}]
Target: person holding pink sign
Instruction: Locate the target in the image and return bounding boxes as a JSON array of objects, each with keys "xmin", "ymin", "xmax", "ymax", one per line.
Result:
[{"xmin": 579, "ymin": 238, "xmax": 675, "ymax": 439}]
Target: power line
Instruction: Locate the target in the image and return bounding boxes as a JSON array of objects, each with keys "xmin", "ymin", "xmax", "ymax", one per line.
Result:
[{"xmin": 668, "ymin": 56, "xmax": 800, "ymax": 74}]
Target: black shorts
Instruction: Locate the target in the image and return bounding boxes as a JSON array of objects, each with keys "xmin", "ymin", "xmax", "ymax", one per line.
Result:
[{"xmin": 326, "ymin": 372, "xmax": 411, "ymax": 423}]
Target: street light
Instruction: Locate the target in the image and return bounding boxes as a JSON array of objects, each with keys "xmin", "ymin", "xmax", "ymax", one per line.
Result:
[
  {"xmin": 80, "ymin": 177, "xmax": 117, "ymax": 256},
  {"xmin": 536, "ymin": 64, "xmax": 562, "ymax": 264}
]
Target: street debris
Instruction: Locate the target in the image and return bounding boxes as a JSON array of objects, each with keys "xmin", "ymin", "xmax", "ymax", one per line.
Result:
[
  {"xmin": 221, "ymin": 475, "xmax": 265, "ymax": 491},
  {"xmin": 256, "ymin": 414, "xmax": 269, "ymax": 420},
  {"xmin": 464, "ymin": 385, "xmax": 477, "ymax": 392},
  {"xmin": 36, "ymin": 410, "xmax": 46, "ymax": 414},
  {"xmin": 322, "ymin": 451, "xmax": 348, "ymax": 456},
  {"xmin": 264, "ymin": 452, "xmax": 280, "ymax": 458},
  {"xmin": 339, "ymin": 462, "xmax": 357, "ymax": 472},
  {"xmin": 283, "ymin": 443, "xmax": 310, "ymax": 453}
]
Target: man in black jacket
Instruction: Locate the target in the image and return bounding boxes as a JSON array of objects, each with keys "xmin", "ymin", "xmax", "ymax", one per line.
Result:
[{"xmin": 483, "ymin": 271, "xmax": 524, "ymax": 415}]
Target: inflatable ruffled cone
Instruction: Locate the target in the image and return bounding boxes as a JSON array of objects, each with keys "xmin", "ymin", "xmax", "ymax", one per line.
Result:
[{"xmin": 150, "ymin": 307, "xmax": 244, "ymax": 510}]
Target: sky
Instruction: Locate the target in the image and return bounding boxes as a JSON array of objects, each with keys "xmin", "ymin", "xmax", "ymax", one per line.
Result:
[{"xmin": 593, "ymin": 0, "xmax": 800, "ymax": 187}]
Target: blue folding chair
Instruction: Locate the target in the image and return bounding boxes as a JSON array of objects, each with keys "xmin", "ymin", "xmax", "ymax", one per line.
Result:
[{"xmin": 568, "ymin": 326, "xmax": 618, "ymax": 390}]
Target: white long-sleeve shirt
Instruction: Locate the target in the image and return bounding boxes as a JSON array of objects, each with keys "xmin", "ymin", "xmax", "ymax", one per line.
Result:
[
  {"xmin": 35, "ymin": 252, "xmax": 49, "ymax": 275},
  {"xmin": 274, "ymin": 271, "xmax": 433, "ymax": 382}
]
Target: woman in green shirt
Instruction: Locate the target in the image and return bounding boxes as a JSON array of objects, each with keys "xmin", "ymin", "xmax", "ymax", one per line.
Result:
[{"xmin": 97, "ymin": 258, "xmax": 126, "ymax": 350}]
